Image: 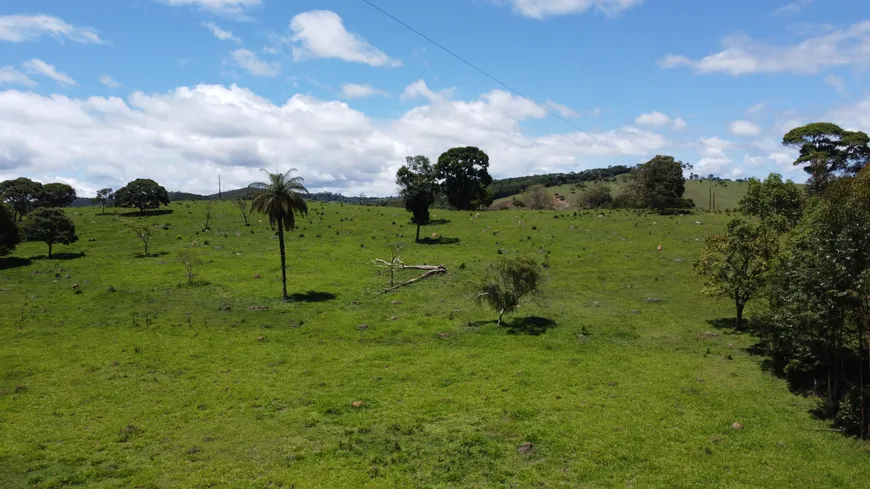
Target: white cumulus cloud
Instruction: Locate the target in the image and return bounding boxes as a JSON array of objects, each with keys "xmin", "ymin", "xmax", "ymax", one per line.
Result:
[
  {"xmin": 289, "ymin": 10, "xmax": 400, "ymax": 67},
  {"xmin": 0, "ymin": 14, "xmax": 105, "ymax": 44},
  {"xmin": 23, "ymin": 59, "xmax": 77, "ymax": 86},
  {"xmin": 400, "ymin": 80, "xmax": 455, "ymax": 104},
  {"xmin": 824, "ymin": 74, "xmax": 846, "ymax": 94},
  {"xmin": 729, "ymin": 120, "xmax": 762, "ymax": 136},
  {"xmin": 544, "ymin": 99, "xmax": 579, "ymax": 118},
  {"xmin": 0, "ymin": 83, "xmax": 671, "ymax": 196},
  {"xmin": 773, "ymin": 0, "xmax": 812, "ymax": 16},
  {"xmin": 659, "ymin": 21, "xmax": 870, "ymax": 76},
  {"xmin": 634, "ymin": 111, "xmax": 686, "ymax": 130},
  {"xmin": 509, "ymin": 0, "xmax": 644, "ymax": 19}
]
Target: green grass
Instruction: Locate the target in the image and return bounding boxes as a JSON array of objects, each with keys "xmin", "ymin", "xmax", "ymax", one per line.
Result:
[
  {"xmin": 2, "ymin": 202, "xmax": 868, "ymax": 488},
  {"xmin": 494, "ymin": 177, "xmax": 751, "ymax": 211}
]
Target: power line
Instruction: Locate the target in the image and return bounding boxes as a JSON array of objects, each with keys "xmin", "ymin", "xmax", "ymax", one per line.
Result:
[{"xmin": 360, "ymin": 0, "xmax": 596, "ymax": 139}]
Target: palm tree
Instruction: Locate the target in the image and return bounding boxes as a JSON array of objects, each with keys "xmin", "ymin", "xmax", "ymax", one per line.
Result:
[{"xmin": 249, "ymin": 169, "xmax": 309, "ymax": 299}]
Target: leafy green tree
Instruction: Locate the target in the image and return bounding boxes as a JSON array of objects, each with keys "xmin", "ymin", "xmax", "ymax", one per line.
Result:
[
  {"xmin": 739, "ymin": 173, "xmax": 803, "ymax": 233},
  {"xmin": 396, "ymin": 155, "xmax": 437, "ymax": 242},
  {"xmin": 475, "ymin": 256, "xmax": 543, "ymax": 325},
  {"xmin": 782, "ymin": 122, "xmax": 870, "ymax": 194},
  {"xmin": 20, "ymin": 208, "xmax": 78, "ymax": 258},
  {"xmin": 631, "ymin": 155, "xmax": 691, "ymax": 212},
  {"xmin": 93, "ymin": 188, "xmax": 113, "ymax": 214},
  {"xmin": 0, "ymin": 203, "xmax": 20, "ymax": 257},
  {"xmin": 578, "ymin": 184, "xmax": 613, "ymax": 209},
  {"xmin": 0, "ymin": 177, "xmax": 43, "ymax": 220},
  {"xmin": 763, "ymin": 171, "xmax": 870, "ymax": 436},
  {"xmin": 694, "ymin": 218, "xmax": 778, "ymax": 330},
  {"xmin": 435, "ymin": 146, "xmax": 493, "ymax": 210},
  {"xmin": 114, "ymin": 179, "xmax": 170, "ymax": 212},
  {"xmin": 249, "ymin": 169, "xmax": 309, "ymax": 299},
  {"xmin": 37, "ymin": 183, "xmax": 76, "ymax": 208},
  {"xmin": 125, "ymin": 220, "xmax": 154, "ymax": 256}
]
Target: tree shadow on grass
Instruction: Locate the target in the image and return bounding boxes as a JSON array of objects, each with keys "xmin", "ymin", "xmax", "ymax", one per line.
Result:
[
  {"xmin": 287, "ymin": 291, "xmax": 337, "ymax": 303},
  {"xmin": 120, "ymin": 209, "xmax": 174, "ymax": 217},
  {"xmin": 705, "ymin": 317, "xmax": 744, "ymax": 333},
  {"xmin": 0, "ymin": 256, "xmax": 32, "ymax": 270},
  {"xmin": 504, "ymin": 316, "xmax": 557, "ymax": 336},
  {"xmin": 32, "ymin": 252, "xmax": 86, "ymax": 261},
  {"xmin": 418, "ymin": 237, "xmax": 460, "ymax": 245},
  {"xmin": 428, "ymin": 219, "xmax": 451, "ymax": 225},
  {"xmin": 133, "ymin": 251, "xmax": 170, "ymax": 259}
]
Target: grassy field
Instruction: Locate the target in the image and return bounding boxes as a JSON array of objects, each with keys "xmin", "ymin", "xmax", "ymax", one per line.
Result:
[
  {"xmin": 495, "ymin": 177, "xmax": 751, "ymax": 211},
  {"xmin": 2, "ymin": 201, "xmax": 869, "ymax": 488}
]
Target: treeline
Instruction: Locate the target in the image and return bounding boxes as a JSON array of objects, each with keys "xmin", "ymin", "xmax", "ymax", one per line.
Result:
[
  {"xmin": 694, "ymin": 122, "xmax": 870, "ymax": 438},
  {"xmin": 490, "ymin": 165, "xmax": 632, "ymax": 199}
]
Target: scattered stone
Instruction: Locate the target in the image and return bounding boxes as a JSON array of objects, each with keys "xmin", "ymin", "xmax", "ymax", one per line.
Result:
[
  {"xmin": 351, "ymin": 400, "xmax": 366, "ymax": 408},
  {"xmin": 656, "ymin": 245, "xmax": 663, "ymax": 252},
  {"xmin": 438, "ymin": 332, "xmax": 450, "ymax": 339},
  {"xmin": 390, "ymin": 315, "xmax": 398, "ymax": 321},
  {"xmin": 256, "ymin": 336, "xmax": 265, "ymax": 342},
  {"xmin": 608, "ymin": 381, "xmax": 617, "ymax": 387},
  {"xmin": 674, "ymin": 258, "xmax": 684, "ymax": 263},
  {"xmin": 731, "ymin": 422, "xmax": 744, "ymax": 430},
  {"xmin": 71, "ymin": 284, "xmax": 79, "ymax": 289},
  {"xmin": 218, "ymin": 304, "xmax": 231, "ymax": 311},
  {"xmin": 390, "ymin": 300, "xmax": 401, "ymax": 305},
  {"xmin": 517, "ymin": 442, "xmax": 534, "ymax": 454},
  {"xmin": 645, "ymin": 297, "xmax": 663, "ymax": 303},
  {"xmin": 254, "ymin": 274, "xmax": 261, "ymax": 279},
  {"xmin": 630, "ymin": 309, "xmax": 640, "ymax": 314},
  {"xmin": 357, "ymin": 324, "xmax": 369, "ymax": 331},
  {"xmin": 249, "ymin": 306, "xmax": 269, "ymax": 311},
  {"xmin": 698, "ymin": 331, "xmax": 719, "ymax": 338}
]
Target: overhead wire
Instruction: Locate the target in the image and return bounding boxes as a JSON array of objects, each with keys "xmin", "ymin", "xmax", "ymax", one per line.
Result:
[{"xmin": 360, "ymin": 0, "xmax": 598, "ymax": 140}]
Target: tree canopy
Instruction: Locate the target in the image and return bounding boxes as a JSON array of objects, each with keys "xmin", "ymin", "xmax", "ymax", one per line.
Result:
[
  {"xmin": 37, "ymin": 183, "xmax": 76, "ymax": 208},
  {"xmin": 0, "ymin": 203, "xmax": 20, "ymax": 257},
  {"xmin": 93, "ymin": 188, "xmax": 113, "ymax": 214},
  {"xmin": 782, "ymin": 122, "xmax": 870, "ymax": 194},
  {"xmin": 435, "ymin": 146, "xmax": 493, "ymax": 210},
  {"xmin": 630, "ymin": 155, "xmax": 691, "ymax": 212},
  {"xmin": 0, "ymin": 177, "xmax": 43, "ymax": 220},
  {"xmin": 114, "ymin": 179, "xmax": 170, "ymax": 212},
  {"xmin": 739, "ymin": 173, "xmax": 803, "ymax": 233},
  {"xmin": 20, "ymin": 207, "xmax": 78, "ymax": 258},
  {"xmin": 396, "ymin": 155, "xmax": 437, "ymax": 242}
]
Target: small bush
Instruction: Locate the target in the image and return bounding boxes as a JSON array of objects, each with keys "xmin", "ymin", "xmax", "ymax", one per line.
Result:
[{"xmin": 474, "ymin": 256, "xmax": 543, "ymax": 325}]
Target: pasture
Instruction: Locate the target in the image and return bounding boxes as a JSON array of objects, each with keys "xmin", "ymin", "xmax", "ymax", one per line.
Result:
[{"xmin": 1, "ymin": 201, "xmax": 868, "ymax": 488}]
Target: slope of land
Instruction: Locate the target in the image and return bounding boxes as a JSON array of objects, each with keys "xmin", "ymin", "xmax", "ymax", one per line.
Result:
[
  {"xmin": 495, "ymin": 177, "xmax": 755, "ymax": 211},
  {"xmin": 1, "ymin": 202, "xmax": 867, "ymax": 488}
]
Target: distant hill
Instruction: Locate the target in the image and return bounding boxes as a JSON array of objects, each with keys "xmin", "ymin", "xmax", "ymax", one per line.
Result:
[{"xmin": 494, "ymin": 175, "xmax": 769, "ymax": 211}]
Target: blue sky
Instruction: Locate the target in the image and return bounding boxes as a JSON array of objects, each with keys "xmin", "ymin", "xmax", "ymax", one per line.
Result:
[{"xmin": 0, "ymin": 0, "xmax": 868, "ymax": 196}]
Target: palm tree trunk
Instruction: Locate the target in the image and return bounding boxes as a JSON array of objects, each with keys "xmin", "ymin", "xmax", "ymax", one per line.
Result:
[{"xmin": 278, "ymin": 220, "xmax": 288, "ymax": 299}]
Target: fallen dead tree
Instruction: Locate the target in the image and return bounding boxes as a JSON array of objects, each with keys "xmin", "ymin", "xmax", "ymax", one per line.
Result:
[{"xmin": 372, "ymin": 257, "xmax": 447, "ymax": 294}]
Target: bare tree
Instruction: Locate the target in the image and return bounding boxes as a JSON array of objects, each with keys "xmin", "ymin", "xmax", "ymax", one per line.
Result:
[
  {"xmin": 523, "ymin": 185, "xmax": 552, "ymax": 210},
  {"xmin": 177, "ymin": 250, "xmax": 203, "ymax": 284},
  {"xmin": 235, "ymin": 197, "xmax": 250, "ymax": 226},
  {"xmin": 125, "ymin": 220, "xmax": 154, "ymax": 256},
  {"xmin": 202, "ymin": 200, "xmax": 214, "ymax": 232}
]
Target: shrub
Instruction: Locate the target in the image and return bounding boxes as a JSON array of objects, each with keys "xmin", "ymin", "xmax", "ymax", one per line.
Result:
[{"xmin": 474, "ymin": 256, "xmax": 543, "ymax": 325}]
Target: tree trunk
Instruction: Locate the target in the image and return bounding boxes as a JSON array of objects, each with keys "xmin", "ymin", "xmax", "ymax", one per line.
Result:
[
  {"xmin": 415, "ymin": 223, "xmax": 421, "ymax": 242},
  {"xmin": 498, "ymin": 308, "xmax": 505, "ymax": 326},
  {"xmin": 144, "ymin": 240, "xmax": 149, "ymax": 256},
  {"xmin": 47, "ymin": 242, "xmax": 52, "ymax": 258},
  {"xmin": 243, "ymin": 214, "xmax": 249, "ymax": 226},
  {"xmin": 735, "ymin": 300, "xmax": 744, "ymax": 330},
  {"xmin": 278, "ymin": 220, "xmax": 288, "ymax": 299}
]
